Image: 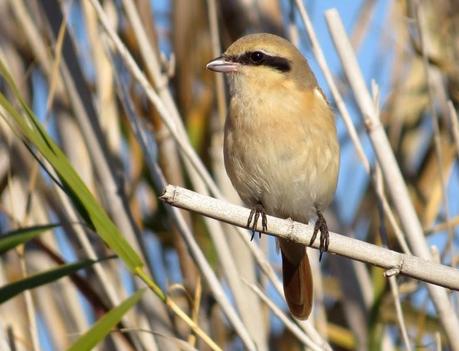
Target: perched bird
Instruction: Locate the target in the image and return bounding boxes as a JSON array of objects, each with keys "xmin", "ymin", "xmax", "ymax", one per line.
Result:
[{"xmin": 207, "ymin": 33, "xmax": 339, "ymax": 320}]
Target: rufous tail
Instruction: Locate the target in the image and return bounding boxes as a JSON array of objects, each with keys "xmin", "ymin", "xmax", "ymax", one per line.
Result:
[{"xmin": 279, "ymin": 238, "xmax": 313, "ymax": 320}]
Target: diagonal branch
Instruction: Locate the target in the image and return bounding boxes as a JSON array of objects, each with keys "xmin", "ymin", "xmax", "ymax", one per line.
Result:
[{"xmin": 160, "ymin": 185, "xmax": 459, "ymax": 291}]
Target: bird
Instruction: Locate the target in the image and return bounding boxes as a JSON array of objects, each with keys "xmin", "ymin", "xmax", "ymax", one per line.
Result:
[{"xmin": 206, "ymin": 33, "xmax": 340, "ymax": 320}]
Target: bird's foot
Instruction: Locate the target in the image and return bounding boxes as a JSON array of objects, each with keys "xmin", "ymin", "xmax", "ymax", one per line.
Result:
[
  {"xmin": 309, "ymin": 209, "xmax": 329, "ymax": 261},
  {"xmin": 247, "ymin": 202, "xmax": 268, "ymax": 241}
]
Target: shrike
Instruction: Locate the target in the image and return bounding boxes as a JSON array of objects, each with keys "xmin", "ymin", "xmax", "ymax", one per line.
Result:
[{"xmin": 207, "ymin": 33, "xmax": 339, "ymax": 320}]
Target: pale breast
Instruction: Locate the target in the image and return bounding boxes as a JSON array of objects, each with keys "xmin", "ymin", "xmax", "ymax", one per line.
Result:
[{"xmin": 224, "ymin": 88, "xmax": 339, "ymax": 223}]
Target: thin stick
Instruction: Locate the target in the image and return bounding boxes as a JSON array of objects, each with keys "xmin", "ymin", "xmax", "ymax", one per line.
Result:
[
  {"xmin": 188, "ymin": 276, "xmax": 202, "ymax": 347},
  {"xmin": 160, "ymin": 185, "xmax": 459, "ymax": 291},
  {"xmin": 19, "ymin": 256, "xmax": 40, "ymax": 351},
  {"xmin": 206, "ymin": 0, "xmax": 227, "ymax": 124},
  {"xmin": 387, "ymin": 275, "xmax": 412, "ymax": 351},
  {"xmin": 136, "ymin": 269, "xmax": 223, "ymax": 351},
  {"xmin": 244, "ymin": 281, "xmax": 326, "ymax": 351},
  {"xmin": 426, "ymin": 215, "xmax": 459, "ymax": 234},
  {"xmin": 448, "ymin": 101, "xmax": 459, "ymax": 165}
]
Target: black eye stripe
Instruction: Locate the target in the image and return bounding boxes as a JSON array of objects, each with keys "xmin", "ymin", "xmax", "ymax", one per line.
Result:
[
  {"xmin": 262, "ymin": 55, "xmax": 291, "ymax": 72},
  {"xmin": 227, "ymin": 52, "xmax": 291, "ymax": 72}
]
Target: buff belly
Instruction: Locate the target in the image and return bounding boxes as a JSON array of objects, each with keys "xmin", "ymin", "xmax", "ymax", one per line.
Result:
[{"xmin": 224, "ymin": 117, "xmax": 339, "ymax": 224}]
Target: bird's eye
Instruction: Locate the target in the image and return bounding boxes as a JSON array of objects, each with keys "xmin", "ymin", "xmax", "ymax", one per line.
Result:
[{"xmin": 250, "ymin": 51, "xmax": 265, "ymax": 63}]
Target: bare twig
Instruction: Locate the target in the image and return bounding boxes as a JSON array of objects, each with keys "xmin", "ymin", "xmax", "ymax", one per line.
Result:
[
  {"xmin": 244, "ymin": 281, "xmax": 327, "ymax": 351},
  {"xmin": 373, "ymin": 165, "xmax": 411, "ymax": 254},
  {"xmin": 426, "ymin": 215, "xmax": 459, "ymax": 235},
  {"xmin": 160, "ymin": 185, "xmax": 459, "ymax": 290},
  {"xmin": 206, "ymin": 0, "xmax": 227, "ymax": 125},
  {"xmin": 386, "ymin": 274, "xmax": 412, "ymax": 351},
  {"xmin": 448, "ymin": 101, "xmax": 459, "ymax": 166},
  {"xmin": 19, "ymin": 256, "xmax": 40, "ymax": 351}
]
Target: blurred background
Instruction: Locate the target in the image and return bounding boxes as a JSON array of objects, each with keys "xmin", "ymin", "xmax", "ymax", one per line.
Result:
[{"xmin": 0, "ymin": 0, "xmax": 458, "ymax": 350}]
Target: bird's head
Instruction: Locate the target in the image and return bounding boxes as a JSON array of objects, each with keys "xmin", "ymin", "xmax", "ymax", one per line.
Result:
[{"xmin": 206, "ymin": 33, "xmax": 317, "ymax": 94}]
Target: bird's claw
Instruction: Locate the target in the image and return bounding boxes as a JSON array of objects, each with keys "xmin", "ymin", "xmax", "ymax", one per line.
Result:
[
  {"xmin": 247, "ymin": 203, "xmax": 268, "ymax": 240},
  {"xmin": 309, "ymin": 209, "xmax": 329, "ymax": 261}
]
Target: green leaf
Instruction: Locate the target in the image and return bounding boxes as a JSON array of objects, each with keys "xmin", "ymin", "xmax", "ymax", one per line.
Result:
[
  {"xmin": 0, "ymin": 224, "xmax": 59, "ymax": 254},
  {"xmin": 0, "ymin": 58, "xmax": 143, "ymax": 271},
  {"xmin": 67, "ymin": 289, "xmax": 145, "ymax": 351},
  {"xmin": 0, "ymin": 258, "xmax": 110, "ymax": 304}
]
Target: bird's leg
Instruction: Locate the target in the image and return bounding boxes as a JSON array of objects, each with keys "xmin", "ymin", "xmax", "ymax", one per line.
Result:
[
  {"xmin": 309, "ymin": 208, "xmax": 329, "ymax": 261},
  {"xmin": 247, "ymin": 202, "xmax": 268, "ymax": 241}
]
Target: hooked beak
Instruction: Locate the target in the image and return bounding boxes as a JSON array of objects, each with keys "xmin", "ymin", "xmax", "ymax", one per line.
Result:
[{"xmin": 206, "ymin": 56, "xmax": 239, "ymax": 73}]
